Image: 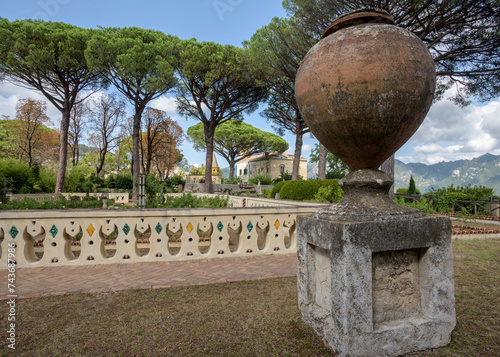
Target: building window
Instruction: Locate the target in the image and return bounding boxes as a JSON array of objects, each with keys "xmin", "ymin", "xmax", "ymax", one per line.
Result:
[
  {"xmin": 244, "ymin": 168, "xmax": 248, "ymax": 175},
  {"xmin": 280, "ymin": 165, "xmax": 285, "ymax": 174},
  {"xmin": 239, "ymin": 169, "xmax": 242, "ymax": 175}
]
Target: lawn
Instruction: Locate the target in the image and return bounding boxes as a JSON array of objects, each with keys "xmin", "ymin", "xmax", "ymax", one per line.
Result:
[{"xmin": 1, "ymin": 239, "xmax": 499, "ymax": 357}]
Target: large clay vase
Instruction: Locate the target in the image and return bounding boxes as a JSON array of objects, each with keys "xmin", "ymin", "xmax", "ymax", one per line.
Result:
[{"xmin": 295, "ymin": 8, "xmax": 436, "ymax": 170}]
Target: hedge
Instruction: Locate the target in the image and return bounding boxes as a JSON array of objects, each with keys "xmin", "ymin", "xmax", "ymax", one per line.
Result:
[
  {"xmin": 270, "ymin": 181, "xmax": 287, "ymax": 198},
  {"xmin": 279, "ymin": 179, "xmax": 343, "ymax": 202}
]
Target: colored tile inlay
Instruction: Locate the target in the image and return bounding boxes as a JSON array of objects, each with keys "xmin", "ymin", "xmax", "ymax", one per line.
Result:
[
  {"xmin": 247, "ymin": 221, "xmax": 254, "ymax": 232},
  {"xmin": 86, "ymin": 224, "xmax": 95, "ymax": 237},
  {"xmin": 155, "ymin": 223, "xmax": 163, "ymax": 234},
  {"xmin": 9, "ymin": 226, "xmax": 19, "ymax": 239},
  {"xmin": 187, "ymin": 222, "xmax": 194, "ymax": 234},
  {"xmin": 274, "ymin": 219, "xmax": 280, "ymax": 230},
  {"xmin": 123, "ymin": 224, "xmax": 131, "ymax": 236},
  {"xmin": 49, "ymin": 224, "xmax": 58, "ymax": 238},
  {"xmin": 217, "ymin": 221, "xmax": 224, "ymax": 232}
]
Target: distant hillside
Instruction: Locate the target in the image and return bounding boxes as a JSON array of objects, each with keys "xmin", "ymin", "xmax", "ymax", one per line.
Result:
[{"xmin": 395, "ymin": 153, "xmax": 500, "ymax": 195}]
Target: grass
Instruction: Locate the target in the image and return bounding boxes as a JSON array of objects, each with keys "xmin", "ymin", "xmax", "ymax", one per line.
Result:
[{"xmin": 1, "ymin": 240, "xmax": 499, "ymax": 356}]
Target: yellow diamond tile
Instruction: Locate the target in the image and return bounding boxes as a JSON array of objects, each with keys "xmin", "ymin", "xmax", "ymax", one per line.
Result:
[
  {"xmin": 87, "ymin": 224, "xmax": 95, "ymax": 237},
  {"xmin": 186, "ymin": 222, "xmax": 194, "ymax": 234},
  {"xmin": 274, "ymin": 219, "xmax": 280, "ymax": 230}
]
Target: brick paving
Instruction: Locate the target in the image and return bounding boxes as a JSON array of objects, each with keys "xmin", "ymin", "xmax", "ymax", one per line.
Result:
[{"xmin": 0, "ymin": 254, "xmax": 298, "ymax": 300}]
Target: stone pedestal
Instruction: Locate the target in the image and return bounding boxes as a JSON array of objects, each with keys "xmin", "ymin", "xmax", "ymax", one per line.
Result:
[{"xmin": 297, "ymin": 214, "xmax": 456, "ymax": 357}]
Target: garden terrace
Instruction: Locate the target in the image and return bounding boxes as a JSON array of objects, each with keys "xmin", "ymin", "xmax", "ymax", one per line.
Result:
[{"xmin": 0, "ymin": 195, "xmax": 327, "ymax": 269}]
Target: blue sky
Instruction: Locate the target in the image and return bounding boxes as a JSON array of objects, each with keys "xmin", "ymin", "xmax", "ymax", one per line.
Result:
[{"xmin": 1, "ymin": 0, "xmax": 499, "ymax": 169}]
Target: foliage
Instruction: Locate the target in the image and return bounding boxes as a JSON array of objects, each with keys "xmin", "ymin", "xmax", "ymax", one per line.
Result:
[
  {"xmin": 86, "ymin": 27, "xmax": 179, "ymax": 199},
  {"xmin": 64, "ymin": 163, "xmax": 94, "ymax": 192},
  {"xmin": 408, "ymin": 176, "xmax": 417, "ymax": 195},
  {"xmin": 140, "ymin": 107, "xmax": 184, "ymax": 179},
  {"xmin": 309, "ymin": 143, "xmax": 348, "ymax": 179},
  {"xmin": 394, "ymin": 196, "xmax": 436, "ymax": 214},
  {"xmin": 0, "ymin": 196, "xmax": 108, "ymax": 210},
  {"xmin": 165, "ymin": 172, "xmax": 186, "ymax": 188},
  {"xmin": 396, "ymin": 187, "xmax": 422, "ymax": 195},
  {"xmin": 248, "ymin": 174, "xmax": 274, "ymax": 186},
  {"xmin": 0, "ymin": 19, "xmax": 105, "ymax": 192},
  {"xmin": 313, "ymin": 185, "xmax": 343, "ymax": 203},
  {"xmin": 282, "ymin": 0, "xmax": 500, "ymax": 105},
  {"xmin": 187, "ymin": 120, "xmax": 288, "ymax": 178},
  {"xmin": 113, "ymin": 172, "xmax": 134, "ymax": 190},
  {"xmin": 154, "ymin": 193, "xmax": 230, "ymax": 209},
  {"xmin": 245, "ymin": 17, "xmax": 313, "ymax": 180},
  {"xmin": 176, "ymin": 39, "xmax": 268, "ymax": 191},
  {"xmin": 270, "ymin": 181, "xmax": 288, "ymax": 198},
  {"xmin": 272, "ymin": 171, "xmax": 294, "ymax": 184},
  {"xmin": 190, "ymin": 165, "xmax": 205, "ymax": 176},
  {"xmin": 0, "ymin": 158, "xmax": 55, "ymax": 194},
  {"xmin": 222, "ymin": 176, "xmax": 242, "ymax": 184},
  {"xmin": 279, "ymin": 179, "xmax": 343, "ymax": 202}
]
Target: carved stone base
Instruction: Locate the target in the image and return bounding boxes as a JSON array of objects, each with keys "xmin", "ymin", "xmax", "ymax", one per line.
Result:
[{"xmin": 297, "ymin": 214, "xmax": 456, "ymax": 357}]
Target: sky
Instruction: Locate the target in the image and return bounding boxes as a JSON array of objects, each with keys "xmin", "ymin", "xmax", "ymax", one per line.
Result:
[{"xmin": 1, "ymin": 0, "xmax": 499, "ymax": 169}]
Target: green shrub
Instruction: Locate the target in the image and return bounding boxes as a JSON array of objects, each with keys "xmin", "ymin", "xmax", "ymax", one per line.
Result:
[
  {"xmin": 395, "ymin": 196, "xmax": 436, "ymax": 214},
  {"xmin": 249, "ymin": 174, "xmax": 273, "ymax": 185},
  {"xmin": 0, "ymin": 158, "xmax": 31, "ymax": 194},
  {"xmin": 313, "ymin": 185, "xmax": 343, "ymax": 203},
  {"xmin": 114, "ymin": 172, "xmax": 133, "ymax": 190},
  {"xmin": 223, "ymin": 176, "xmax": 242, "ymax": 184},
  {"xmin": 65, "ymin": 164, "xmax": 94, "ymax": 192},
  {"xmin": 280, "ymin": 179, "xmax": 343, "ymax": 202},
  {"xmin": 155, "ymin": 193, "xmax": 229, "ymax": 209},
  {"xmin": 270, "ymin": 181, "xmax": 287, "ymax": 198},
  {"xmin": 0, "ymin": 196, "xmax": 104, "ymax": 210},
  {"xmin": 396, "ymin": 187, "xmax": 421, "ymax": 195}
]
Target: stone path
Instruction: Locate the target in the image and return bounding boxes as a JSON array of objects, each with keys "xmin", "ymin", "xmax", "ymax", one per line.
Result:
[{"xmin": 0, "ymin": 254, "xmax": 298, "ymax": 300}]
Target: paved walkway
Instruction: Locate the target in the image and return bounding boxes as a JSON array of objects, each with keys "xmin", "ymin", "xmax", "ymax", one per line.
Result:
[{"xmin": 0, "ymin": 254, "xmax": 299, "ymax": 300}]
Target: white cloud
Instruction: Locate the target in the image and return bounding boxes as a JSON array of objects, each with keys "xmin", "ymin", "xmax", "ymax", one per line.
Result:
[
  {"xmin": 149, "ymin": 96, "xmax": 179, "ymax": 116},
  {"xmin": 399, "ymin": 86, "xmax": 500, "ymax": 164},
  {"xmin": 302, "ymin": 144, "xmax": 312, "ymax": 152}
]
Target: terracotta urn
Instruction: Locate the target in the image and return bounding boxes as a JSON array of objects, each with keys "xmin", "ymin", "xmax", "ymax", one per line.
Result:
[{"xmin": 295, "ymin": 8, "xmax": 436, "ymax": 170}]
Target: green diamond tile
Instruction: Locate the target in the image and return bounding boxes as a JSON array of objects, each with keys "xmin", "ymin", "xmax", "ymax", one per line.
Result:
[
  {"xmin": 155, "ymin": 222, "xmax": 163, "ymax": 234},
  {"xmin": 49, "ymin": 224, "xmax": 58, "ymax": 238},
  {"xmin": 247, "ymin": 221, "xmax": 253, "ymax": 232},
  {"xmin": 217, "ymin": 221, "xmax": 224, "ymax": 232},
  {"xmin": 9, "ymin": 226, "xmax": 19, "ymax": 239},
  {"xmin": 123, "ymin": 224, "xmax": 130, "ymax": 235}
]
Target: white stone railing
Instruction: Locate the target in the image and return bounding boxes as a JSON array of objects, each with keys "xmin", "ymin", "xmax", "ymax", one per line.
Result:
[{"xmin": 0, "ymin": 200, "xmax": 326, "ymax": 269}]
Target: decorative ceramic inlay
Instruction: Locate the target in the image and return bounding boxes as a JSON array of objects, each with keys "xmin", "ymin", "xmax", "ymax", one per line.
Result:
[
  {"xmin": 49, "ymin": 224, "xmax": 58, "ymax": 238},
  {"xmin": 274, "ymin": 219, "xmax": 280, "ymax": 230},
  {"xmin": 9, "ymin": 226, "xmax": 19, "ymax": 239},
  {"xmin": 86, "ymin": 224, "xmax": 95, "ymax": 237},
  {"xmin": 247, "ymin": 221, "xmax": 254, "ymax": 232},
  {"xmin": 187, "ymin": 222, "xmax": 194, "ymax": 234},
  {"xmin": 123, "ymin": 224, "xmax": 131, "ymax": 236},
  {"xmin": 217, "ymin": 221, "xmax": 224, "ymax": 232},
  {"xmin": 155, "ymin": 223, "xmax": 163, "ymax": 234}
]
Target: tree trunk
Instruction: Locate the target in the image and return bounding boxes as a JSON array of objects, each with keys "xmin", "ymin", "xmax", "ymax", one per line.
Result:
[
  {"xmin": 132, "ymin": 108, "xmax": 144, "ymax": 201},
  {"xmin": 318, "ymin": 143, "xmax": 326, "ymax": 179},
  {"xmin": 55, "ymin": 108, "xmax": 71, "ymax": 193},
  {"xmin": 381, "ymin": 154, "xmax": 395, "ymax": 200},
  {"xmin": 204, "ymin": 122, "xmax": 214, "ymax": 193},
  {"xmin": 229, "ymin": 161, "xmax": 235, "ymax": 178},
  {"xmin": 292, "ymin": 127, "xmax": 303, "ymax": 180}
]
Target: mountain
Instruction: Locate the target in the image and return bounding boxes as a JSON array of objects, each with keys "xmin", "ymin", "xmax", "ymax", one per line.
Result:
[{"xmin": 395, "ymin": 153, "xmax": 500, "ymax": 195}]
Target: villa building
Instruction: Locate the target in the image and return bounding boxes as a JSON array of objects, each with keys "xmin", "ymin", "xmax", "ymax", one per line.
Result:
[{"xmin": 237, "ymin": 152, "xmax": 307, "ymax": 182}]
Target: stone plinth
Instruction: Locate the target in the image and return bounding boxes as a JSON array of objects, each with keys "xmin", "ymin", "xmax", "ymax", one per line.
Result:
[{"xmin": 297, "ymin": 214, "xmax": 456, "ymax": 357}]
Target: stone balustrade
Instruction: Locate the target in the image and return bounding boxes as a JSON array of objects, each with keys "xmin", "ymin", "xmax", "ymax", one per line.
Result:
[{"xmin": 0, "ymin": 198, "xmax": 326, "ymax": 269}]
